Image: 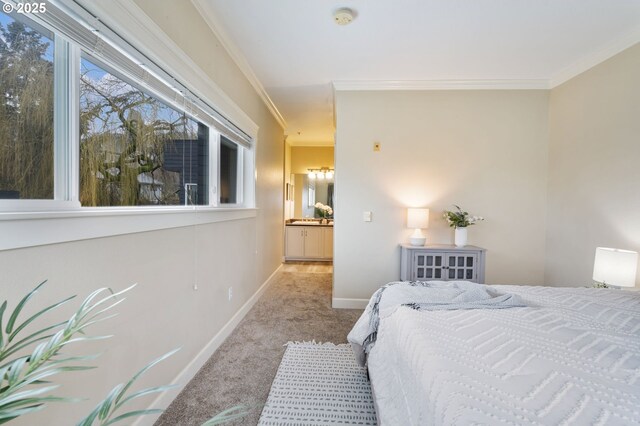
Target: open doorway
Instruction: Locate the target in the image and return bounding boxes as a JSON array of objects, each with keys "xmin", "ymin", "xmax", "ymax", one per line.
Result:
[{"xmin": 283, "ymin": 143, "xmax": 335, "ymax": 270}]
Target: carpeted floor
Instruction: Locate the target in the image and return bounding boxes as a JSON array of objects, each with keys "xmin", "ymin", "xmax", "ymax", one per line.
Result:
[{"xmin": 154, "ymin": 268, "xmax": 363, "ymax": 426}]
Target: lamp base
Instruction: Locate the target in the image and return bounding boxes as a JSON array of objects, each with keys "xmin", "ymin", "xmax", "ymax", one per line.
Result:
[
  {"xmin": 409, "ymin": 236, "xmax": 426, "ymax": 246},
  {"xmin": 409, "ymin": 228, "xmax": 426, "ymax": 246}
]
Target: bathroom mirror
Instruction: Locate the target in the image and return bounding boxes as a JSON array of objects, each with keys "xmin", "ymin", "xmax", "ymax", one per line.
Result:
[{"xmin": 293, "ymin": 174, "xmax": 334, "ymax": 218}]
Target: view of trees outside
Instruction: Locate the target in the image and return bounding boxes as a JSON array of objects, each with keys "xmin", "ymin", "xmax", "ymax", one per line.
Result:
[
  {"xmin": 1, "ymin": 10, "xmax": 209, "ymax": 206},
  {"xmin": 80, "ymin": 59, "xmax": 208, "ymax": 207},
  {"xmin": 0, "ymin": 13, "xmax": 54, "ymax": 199}
]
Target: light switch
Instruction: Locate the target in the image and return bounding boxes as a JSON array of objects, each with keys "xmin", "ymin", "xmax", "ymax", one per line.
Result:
[
  {"xmin": 373, "ymin": 142, "xmax": 381, "ymax": 152},
  {"xmin": 363, "ymin": 211, "xmax": 372, "ymax": 222}
]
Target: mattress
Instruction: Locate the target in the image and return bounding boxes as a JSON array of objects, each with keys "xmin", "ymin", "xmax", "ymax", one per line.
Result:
[{"xmin": 352, "ymin": 283, "xmax": 640, "ymax": 425}]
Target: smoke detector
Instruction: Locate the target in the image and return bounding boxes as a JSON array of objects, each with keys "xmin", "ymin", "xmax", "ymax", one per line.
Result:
[{"xmin": 334, "ymin": 8, "xmax": 355, "ymax": 25}]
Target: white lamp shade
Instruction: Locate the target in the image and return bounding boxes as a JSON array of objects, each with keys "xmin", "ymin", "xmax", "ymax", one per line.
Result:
[
  {"xmin": 407, "ymin": 208, "xmax": 429, "ymax": 229},
  {"xmin": 593, "ymin": 247, "xmax": 638, "ymax": 288}
]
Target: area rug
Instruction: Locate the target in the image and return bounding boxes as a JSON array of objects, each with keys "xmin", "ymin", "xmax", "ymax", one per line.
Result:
[{"xmin": 257, "ymin": 342, "xmax": 377, "ymax": 425}]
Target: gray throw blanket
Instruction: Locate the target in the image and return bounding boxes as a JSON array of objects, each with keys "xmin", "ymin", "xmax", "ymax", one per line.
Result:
[{"xmin": 347, "ymin": 280, "xmax": 526, "ymax": 366}]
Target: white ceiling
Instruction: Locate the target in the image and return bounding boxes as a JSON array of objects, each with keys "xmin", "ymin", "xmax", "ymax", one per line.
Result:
[{"xmin": 194, "ymin": 0, "xmax": 640, "ymax": 145}]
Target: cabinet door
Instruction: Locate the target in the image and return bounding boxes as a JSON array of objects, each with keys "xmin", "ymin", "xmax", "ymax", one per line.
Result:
[
  {"xmin": 323, "ymin": 227, "xmax": 333, "ymax": 258},
  {"xmin": 285, "ymin": 227, "xmax": 305, "ymax": 257},
  {"xmin": 413, "ymin": 253, "xmax": 444, "ymax": 280},
  {"xmin": 445, "ymin": 253, "xmax": 478, "ymax": 281},
  {"xmin": 304, "ymin": 227, "xmax": 324, "ymax": 258}
]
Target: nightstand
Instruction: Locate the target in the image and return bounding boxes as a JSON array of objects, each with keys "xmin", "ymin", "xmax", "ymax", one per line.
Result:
[{"xmin": 400, "ymin": 244, "xmax": 486, "ymax": 283}]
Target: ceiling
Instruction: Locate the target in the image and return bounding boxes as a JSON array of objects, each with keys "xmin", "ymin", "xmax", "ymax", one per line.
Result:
[{"xmin": 194, "ymin": 0, "xmax": 640, "ymax": 145}]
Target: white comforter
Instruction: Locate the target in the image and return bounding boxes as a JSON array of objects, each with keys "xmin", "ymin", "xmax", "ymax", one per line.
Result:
[{"xmin": 349, "ymin": 282, "xmax": 640, "ymax": 425}]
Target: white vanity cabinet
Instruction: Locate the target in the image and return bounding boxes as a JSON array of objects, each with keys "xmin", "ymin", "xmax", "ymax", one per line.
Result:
[
  {"xmin": 285, "ymin": 225, "xmax": 333, "ymax": 261},
  {"xmin": 400, "ymin": 244, "xmax": 486, "ymax": 283}
]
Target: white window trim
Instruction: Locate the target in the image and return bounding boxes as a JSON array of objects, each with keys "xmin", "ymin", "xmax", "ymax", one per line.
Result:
[
  {"xmin": 0, "ymin": 1, "xmax": 260, "ymax": 251},
  {"xmin": 0, "ymin": 207, "xmax": 258, "ymax": 251}
]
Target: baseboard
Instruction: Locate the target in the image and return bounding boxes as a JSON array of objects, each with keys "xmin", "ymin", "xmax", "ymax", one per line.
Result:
[
  {"xmin": 134, "ymin": 264, "xmax": 283, "ymax": 426},
  {"xmin": 332, "ymin": 297, "xmax": 369, "ymax": 309}
]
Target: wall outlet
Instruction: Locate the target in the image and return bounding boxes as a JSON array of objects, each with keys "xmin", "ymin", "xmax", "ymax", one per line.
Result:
[
  {"xmin": 228, "ymin": 287, "xmax": 233, "ymax": 301},
  {"xmin": 193, "ymin": 283, "xmax": 198, "ymax": 291}
]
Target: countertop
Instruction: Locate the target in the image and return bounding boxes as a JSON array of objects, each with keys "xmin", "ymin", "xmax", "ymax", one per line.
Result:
[{"xmin": 285, "ymin": 219, "xmax": 333, "ymax": 227}]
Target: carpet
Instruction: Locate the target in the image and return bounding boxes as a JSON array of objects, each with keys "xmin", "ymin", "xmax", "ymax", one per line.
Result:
[{"xmin": 258, "ymin": 342, "xmax": 377, "ymax": 425}]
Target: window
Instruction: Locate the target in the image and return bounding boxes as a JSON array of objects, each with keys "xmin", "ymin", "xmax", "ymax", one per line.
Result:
[
  {"xmin": 79, "ymin": 58, "xmax": 209, "ymax": 206},
  {"xmin": 0, "ymin": 2, "xmax": 254, "ymax": 225},
  {"xmin": 219, "ymin": 136, "xmax": 238, "ymax": 204},
  {"xmin": 0, "ymin": 12, "xmax": 54, "ymax": 200}
]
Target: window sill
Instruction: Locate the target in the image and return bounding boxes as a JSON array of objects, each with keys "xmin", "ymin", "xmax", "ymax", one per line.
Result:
[{"xmin": 0, "ymin": 206, "xmax": 257, "ymax": 251}]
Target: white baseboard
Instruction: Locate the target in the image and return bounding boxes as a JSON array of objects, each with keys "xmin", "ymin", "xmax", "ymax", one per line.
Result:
[
  {"xmin": 332, "ymin": 297, "xmax": 369, "ymax": 309},
  {"xmin": 134, "ymin": 264, "xmax": 283, "ymax": 426}
]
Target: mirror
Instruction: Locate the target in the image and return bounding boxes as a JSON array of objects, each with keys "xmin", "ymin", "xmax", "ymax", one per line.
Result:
[{"xmin": 292, "ymin": 173, "xmax": 334, "ymax": 218}]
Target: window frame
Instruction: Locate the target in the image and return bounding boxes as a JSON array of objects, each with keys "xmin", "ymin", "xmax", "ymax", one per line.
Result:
[{"xmin": 0, "ymin": 4, "xmax": 258, "ymax": 250}]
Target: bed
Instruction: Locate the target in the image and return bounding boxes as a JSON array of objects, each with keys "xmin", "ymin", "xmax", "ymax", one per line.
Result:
[{"xmin": 348, "ymin": 281, "xmax": 640, "ymax": 425}]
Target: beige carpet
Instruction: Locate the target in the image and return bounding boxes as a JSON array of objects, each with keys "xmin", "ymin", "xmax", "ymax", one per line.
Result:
[{"xmin": 154, "ymin": 270, "xmax": 363, "ymax": 426}]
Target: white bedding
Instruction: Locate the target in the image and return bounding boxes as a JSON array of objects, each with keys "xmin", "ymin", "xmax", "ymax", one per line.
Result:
[{"xmin": 350, "ymin": 282, "xmax": 640, "ymax": 425}]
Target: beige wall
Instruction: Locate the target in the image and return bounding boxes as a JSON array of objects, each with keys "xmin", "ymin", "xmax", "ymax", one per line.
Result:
[
  {"xmin": 545, "ymin": 43, "xmax": 640, "ymax": 287},
  {"xmin": 334, "ymin": 90, "xmax": 550, "ymax": 301},
  {"xmin": 291, "ymin": 146, "xmax": 334, "ymax": 174},
  {"xmin": 3, "ymin": 1, "xmax": 284, "ymax": 424}
]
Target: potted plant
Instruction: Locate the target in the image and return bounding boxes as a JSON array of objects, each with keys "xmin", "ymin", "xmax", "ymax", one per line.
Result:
[
  {"xmin": 443, "ymin": 205, "xmax": 484, "ymax": 247},
  {"xmin": 0, "ymin": 281, "xmax": 251, "ymax": 425}
]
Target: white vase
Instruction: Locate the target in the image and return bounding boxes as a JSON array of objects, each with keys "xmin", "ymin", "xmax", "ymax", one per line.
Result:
[{"xmin": 454, "ymin": 227, "xmax": 468, "ymax": 247}]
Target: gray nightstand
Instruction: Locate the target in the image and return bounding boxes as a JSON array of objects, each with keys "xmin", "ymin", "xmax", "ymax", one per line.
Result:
[{"xmin": 400, "ymin": 244, "xmax": 486, "ymax": 283}]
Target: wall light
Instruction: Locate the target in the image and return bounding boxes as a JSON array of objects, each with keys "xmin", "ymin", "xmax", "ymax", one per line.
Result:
[
  {"xmin": 308, "ymin": 167, "xmax": 334, "ymax": 180},
  {"xmin": 593, "ymin": 247, "xmax": 638, "ymax": 288},
  {"xmin": 407, "ymin": 208, "xmax": 429, "ymax": 246}
]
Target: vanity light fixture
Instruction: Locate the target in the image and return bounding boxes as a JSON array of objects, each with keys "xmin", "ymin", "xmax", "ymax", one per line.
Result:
[{"xmin": 308, "ymin": 167, "xmax": 334, "ymax": 180}]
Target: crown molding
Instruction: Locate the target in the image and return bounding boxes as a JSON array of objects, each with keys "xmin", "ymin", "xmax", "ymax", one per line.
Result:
[
  {"xmin": 332, "ymin": 79, "xmax": 550, "ymax": 91},
  {"xmin": 549, "ymin": 26, "xmax": 640, "ymax": 88},
  {"xmin": 191, "ymin": 0, "xmax": 287, "ymax": 131},
  {"xmin": 70, "ymin": 0, "xmax": 259, "ymax": 139}
]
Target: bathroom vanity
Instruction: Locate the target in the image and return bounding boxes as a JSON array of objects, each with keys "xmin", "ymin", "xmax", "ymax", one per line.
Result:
[{"xmin": 284, "ymin": 220, "xmax": 333, "ymax": 261}]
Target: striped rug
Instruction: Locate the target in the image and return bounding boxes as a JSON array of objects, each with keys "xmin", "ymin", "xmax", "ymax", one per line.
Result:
[{"xmin": 258, "ymin": 342, "xmax": 377, "ymax": 425}]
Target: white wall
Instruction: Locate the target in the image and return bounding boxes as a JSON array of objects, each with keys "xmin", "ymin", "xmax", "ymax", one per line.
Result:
[
  {"xmin": 334, "ymin": 90, "xmax": 550, "ymax": 301},
  {"xmin": 545, "ymin": 43, "xmax": 640, "ymax": 287},
  {"xmin": 2, "ymin": 1, "xmax": 284, "ymax": 424}
]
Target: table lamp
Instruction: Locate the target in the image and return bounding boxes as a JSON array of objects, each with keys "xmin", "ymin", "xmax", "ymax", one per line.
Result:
[
  {"xmin": 407, "ymin": 208, "xmax": 429, "ymax": 246},
  {"xmin": 592, "ymin": 247, "xmax": 638, "ymax": 289}
]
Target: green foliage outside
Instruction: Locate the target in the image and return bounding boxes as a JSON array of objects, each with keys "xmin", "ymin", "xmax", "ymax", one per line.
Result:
[{"xmin": 0, "ymin": 15, "xmax": 203, "ymax": 206}]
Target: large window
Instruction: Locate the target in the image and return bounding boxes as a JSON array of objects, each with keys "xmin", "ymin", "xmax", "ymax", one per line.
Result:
[
  {"xmin": 0, "ymin": 6, "xmax": 253, "ymax": 214},
  {"xmin": 79, "ymin": 58, "xmax": 208, "ymax": 206},
  {"xmin": 0, "ymin": 12, "xmax": 54, "ymax": 200},
  {"xmin": 219, "ymin": 136, "xmax": 238, "ymax": 205}
]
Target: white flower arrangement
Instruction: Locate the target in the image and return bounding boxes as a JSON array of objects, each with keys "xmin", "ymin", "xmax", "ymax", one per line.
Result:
[{"xmin": 314, "ymin": 202, "xmax": 333, "ymax": 218}]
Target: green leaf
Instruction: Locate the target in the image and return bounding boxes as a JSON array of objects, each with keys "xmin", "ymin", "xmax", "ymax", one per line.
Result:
[
  {"xmin": 113, "ymin": 348, "xmax": 179, "ymax": 407},
  {"xmin": 8, "ymin": 296, "xmax": 75, "ymax": 342},
  {"xmin": 0, "ymin": 395, "xmax": 75, "ymax": 411},
  {"xmin": 102, "ymin": 409, "xmax": 163, "ymax": 425},
  {"xmin": 0, "ymin": 384, "xmax": 59, "ymax": 406},
  {"xmin": 98, "ymin": 384, "xmax": 124, "ymax": 420},
  {"xmin": 5, "ymin": 281, "xmax": 47, "ymax": 335},
  {"xmin": 116, "ymin": 384, "xmax": 176, "ymax": 409},
  {"xmin": 200, "ymin": 404, "xmax": 254, "ymax": 425},
  {"xmin": 0, "ymin": 301, "xmax": 7, "ymax": 348},
  {"xmin": 0, "ymin": 404, "xmax": 44, "ymax": 421}
]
